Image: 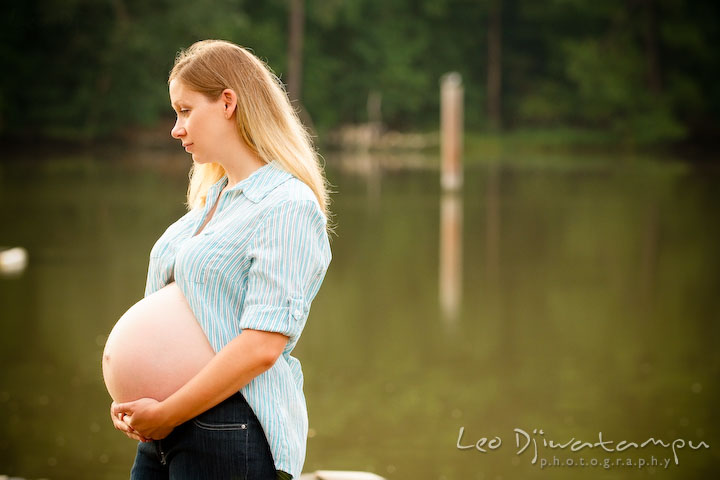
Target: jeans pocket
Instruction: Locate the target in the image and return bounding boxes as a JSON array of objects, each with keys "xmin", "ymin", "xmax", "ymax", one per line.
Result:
[
  {"xmin": 191, "ymin": 394, "xmax": 251, "ymax": 431},
  {"xmin": 192, "ymin": 418, "xmax": 249, "ymax": 431},
  {"xmin": 185, "ymin": 395, "xmax": 276, "ymax": 478}
]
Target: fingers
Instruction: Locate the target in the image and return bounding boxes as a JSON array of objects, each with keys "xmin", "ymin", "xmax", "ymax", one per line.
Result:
[
  {"xmin": 126, "ymin": 431, "xmax": 148, "ymax": 442},
  {"xmin": 111, "ymin": 412, "xmax": 131, "ymax": 433},
  {"xmin": 111, "ymin": 408, "xmax": 149, "ymax": 442},
  {"xmin": 111, "ymin": 401, "xmax": 130, "ymax": 417}
]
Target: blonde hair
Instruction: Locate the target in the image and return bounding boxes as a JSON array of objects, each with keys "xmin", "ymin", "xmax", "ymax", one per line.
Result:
[{"xmin": 168, "ymin": 39, "xmax": 333, "ymax": 230}]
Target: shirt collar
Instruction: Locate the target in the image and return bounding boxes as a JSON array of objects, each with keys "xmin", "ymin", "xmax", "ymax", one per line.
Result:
[{"xmin": 211, "ymin": 160, "xmax": 293, "ymax": 204}]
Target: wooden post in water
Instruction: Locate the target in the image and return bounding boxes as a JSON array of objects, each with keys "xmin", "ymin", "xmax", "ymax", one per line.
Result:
[{"xmin": 440, "ymin": 72, "xmax": 463, "ymax": 191}]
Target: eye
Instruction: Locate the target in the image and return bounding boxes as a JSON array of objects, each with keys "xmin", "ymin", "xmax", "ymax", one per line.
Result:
[{"xmin": 180, "ymin": 109, "xmax": 190, "ymax": 116}]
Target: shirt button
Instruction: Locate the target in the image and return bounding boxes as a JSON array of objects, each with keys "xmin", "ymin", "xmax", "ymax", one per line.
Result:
[{"xmin": 293, "ymin": 309, "xmax": 302, "ymax": 318}]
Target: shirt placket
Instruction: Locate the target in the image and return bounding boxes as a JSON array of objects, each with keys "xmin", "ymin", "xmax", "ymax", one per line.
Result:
[{"xmin": 191, "ymin": 178, "xmax": 228, "ymax": 236}]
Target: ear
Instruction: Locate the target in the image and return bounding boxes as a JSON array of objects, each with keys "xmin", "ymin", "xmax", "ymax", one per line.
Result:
[{"xmin": 221, "ymin": 88, "xmax": 238, "ymax": 119}]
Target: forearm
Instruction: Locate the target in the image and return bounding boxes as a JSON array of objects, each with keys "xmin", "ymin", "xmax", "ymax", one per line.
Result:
[{"xmin": 160, "ymin": 329, "xmax": 287, "ymax": 427}]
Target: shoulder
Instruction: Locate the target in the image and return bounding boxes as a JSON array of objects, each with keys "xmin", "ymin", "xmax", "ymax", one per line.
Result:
[
  {"xmin": 262, "ymin": 176, "xmax": 325, "ymax": 223},
  {"xmin": 268, "ymin": 175, "xmax": 317, "ymax": 204}
]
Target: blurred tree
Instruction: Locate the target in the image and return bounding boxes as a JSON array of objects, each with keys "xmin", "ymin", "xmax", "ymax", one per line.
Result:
[
  {"xmin": 487, "ymin": 0, "xmax": 503, "ymax": 131},
  {"xmin": 287, "ymin": 0, "xmax": 304, "ymax": 103},
  {"xmin": 0, "ymin": 0, "xmax": 717, "ymax": 146}
]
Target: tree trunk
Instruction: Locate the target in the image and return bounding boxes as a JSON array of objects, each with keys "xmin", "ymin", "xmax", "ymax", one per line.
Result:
[
  {"xmin": 287, "ymin": 0, "xmax": 304, "ymax": 103},
  {"xmin": 487, "ymin": 0, "xmax": 502, "ymax": 130},
  {"xmin": 642, "ymin": 0, "xmax": 662, "ymax": 93}
]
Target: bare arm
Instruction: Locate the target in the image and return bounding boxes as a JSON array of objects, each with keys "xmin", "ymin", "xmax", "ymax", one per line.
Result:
[{"xmin": 112, "ymin": 329, "xmax": 287, "ymax": 439}]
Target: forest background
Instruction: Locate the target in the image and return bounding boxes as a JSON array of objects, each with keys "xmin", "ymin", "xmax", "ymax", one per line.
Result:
[{"xmin": 1, "ymin": 0, "xmax": 718, "ymax": 152}]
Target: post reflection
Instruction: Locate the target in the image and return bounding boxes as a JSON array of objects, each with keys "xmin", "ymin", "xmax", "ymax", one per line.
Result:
[{"xmin": 439, "ymin": 190, "xmax": 463, "ymax": 323}]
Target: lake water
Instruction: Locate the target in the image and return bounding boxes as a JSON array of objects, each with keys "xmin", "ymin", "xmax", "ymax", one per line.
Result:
[{"xmin": 0, "ymin": 147, "xmax": 718, "ymax": 479}]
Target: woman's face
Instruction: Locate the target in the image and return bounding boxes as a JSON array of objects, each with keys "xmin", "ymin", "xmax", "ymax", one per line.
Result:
[{"xmin": 169, "ymin": 79, "xmax": 232, "ymax": 164}]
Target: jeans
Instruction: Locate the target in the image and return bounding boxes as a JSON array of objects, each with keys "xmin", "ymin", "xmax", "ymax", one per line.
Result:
[{"xmin": 130, "ymin": 392, "xmax": 290, "ymax": 479}]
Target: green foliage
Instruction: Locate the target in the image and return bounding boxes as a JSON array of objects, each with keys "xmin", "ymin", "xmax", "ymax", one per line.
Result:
[{"xmin": 0, "ymin": 0, "xmax": 717, "ymax": 145}]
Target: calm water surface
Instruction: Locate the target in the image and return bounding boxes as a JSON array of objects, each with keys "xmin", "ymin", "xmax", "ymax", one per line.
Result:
[{"xmin": 0, "ymin": 148, "xmax": 718, "ymax": 479}]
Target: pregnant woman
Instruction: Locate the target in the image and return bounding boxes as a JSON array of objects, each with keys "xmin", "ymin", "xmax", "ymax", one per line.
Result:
[{"xmin": 103, "ymin": 39, "xmax": 332, "ymax": 480}]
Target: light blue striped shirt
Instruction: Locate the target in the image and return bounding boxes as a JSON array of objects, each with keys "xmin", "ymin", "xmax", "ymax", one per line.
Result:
[{"xmin": 144, "ymin": 160, "xmax": 331, "ymax": 478}]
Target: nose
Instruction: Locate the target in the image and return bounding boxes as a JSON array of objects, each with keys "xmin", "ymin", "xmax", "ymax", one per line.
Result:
[{"xmin": 171, "ymin": 121, "xmax": 185, "ymax": 139}]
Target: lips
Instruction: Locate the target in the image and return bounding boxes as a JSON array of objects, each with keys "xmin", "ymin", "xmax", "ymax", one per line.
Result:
[{"xmin": 183, "ymin": 143, "xmax": 193, "ymax": 151}]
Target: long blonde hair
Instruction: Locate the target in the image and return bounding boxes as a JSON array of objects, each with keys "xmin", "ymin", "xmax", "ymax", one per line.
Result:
[{"xmin": 168, "ymin": 40, "xmax": 332, "ymax": 229}]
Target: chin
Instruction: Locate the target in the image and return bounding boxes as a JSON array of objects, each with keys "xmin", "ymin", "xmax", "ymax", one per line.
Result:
[{"xmin": 191, "ymin": 154, "xmax": 208, "ymax": 165}]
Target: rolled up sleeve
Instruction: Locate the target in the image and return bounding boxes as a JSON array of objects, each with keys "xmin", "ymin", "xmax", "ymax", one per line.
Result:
[{"xmin": 239, "ymin": 198, "xmax": 331, "ymax": 340}]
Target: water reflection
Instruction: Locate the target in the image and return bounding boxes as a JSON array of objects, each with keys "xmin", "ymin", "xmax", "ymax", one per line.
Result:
[
  {"xmin": 439, "ymin": 192, "xmax": 463, "ymax": 324},
  {"xmin": 0, "ymin": 149, "xmax": 718, "ymax": 479}
]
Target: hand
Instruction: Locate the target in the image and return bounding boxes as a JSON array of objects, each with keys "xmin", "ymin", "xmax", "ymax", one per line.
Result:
[
  {"xmin": 110, "ymin": 401, "xmax": 149, "ymax": 442},
  {"xmin": 112, "ymin": 398, "xmax": 176, "ymax": 440}
]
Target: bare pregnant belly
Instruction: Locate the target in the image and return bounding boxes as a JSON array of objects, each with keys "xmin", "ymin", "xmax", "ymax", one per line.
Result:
[{"xmin": 102, "ymin": 283, "xmax": 215, "ymax": 403}]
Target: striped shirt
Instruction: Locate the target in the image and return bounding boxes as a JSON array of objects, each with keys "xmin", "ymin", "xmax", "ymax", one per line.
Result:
[{"xmin": 144, "ymin": 159, "xmax": 331, "ymax": 478}]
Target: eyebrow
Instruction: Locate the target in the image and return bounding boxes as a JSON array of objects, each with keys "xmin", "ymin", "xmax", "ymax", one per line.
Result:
[{"xmin": 170, "ymin": 99, "xmax": 190, "ymax": 111}]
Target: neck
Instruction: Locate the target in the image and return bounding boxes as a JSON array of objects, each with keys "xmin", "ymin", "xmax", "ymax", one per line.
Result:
[
  {"xmin": 216, "ymin": 138, "xmax": 267, "ymax": 187},
  {"xmin": 224, "ymin": 156, "xmax": 267, "ymax": 187}
]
